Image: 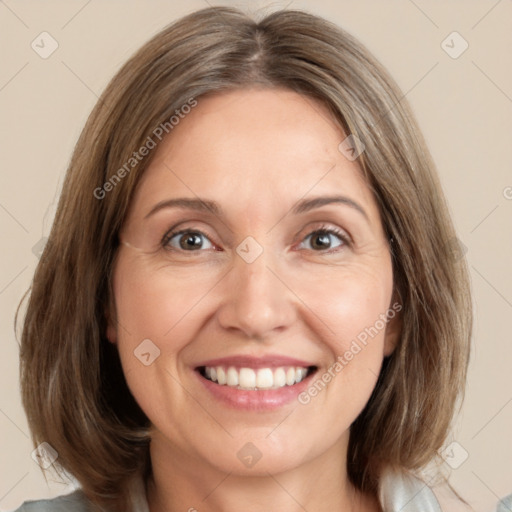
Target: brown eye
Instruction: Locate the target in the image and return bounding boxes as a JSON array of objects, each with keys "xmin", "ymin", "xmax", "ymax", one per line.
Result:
[
  {"xmin": 163, "ymin": 230, "xmax": 214, "ymax": 251},
  {"xmin": 299, "ymin": 228, "xmax": 349, "ymax": 252}
]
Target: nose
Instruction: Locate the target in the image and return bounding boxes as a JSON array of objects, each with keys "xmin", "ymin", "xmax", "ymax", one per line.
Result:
[{"xmin": 216, "ymin": 247, "xmax": 296, "ymax": 341}]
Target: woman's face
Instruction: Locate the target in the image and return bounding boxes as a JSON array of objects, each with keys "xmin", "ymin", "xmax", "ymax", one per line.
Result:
[{"xmin": 109, "ymin": 88, "xmax": 400, "ymax": 476}]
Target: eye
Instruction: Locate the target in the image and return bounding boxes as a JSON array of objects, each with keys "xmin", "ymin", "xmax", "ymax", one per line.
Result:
[
  {"xmin": 163, "ymin": 229, "xmax": 215, "ymax": 251},
  {"xmin": 161, "ymin": 225, "xmax": 350, "ymax": 254},
  {"xmin": 298, "ymin": 227, "xmax": 350, "ymax": 252}
]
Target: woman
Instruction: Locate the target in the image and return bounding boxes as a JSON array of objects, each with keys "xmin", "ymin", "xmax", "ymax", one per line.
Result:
[{"xmin": 16, "ymin": 6, "xmax": 477, "ymax": 512}]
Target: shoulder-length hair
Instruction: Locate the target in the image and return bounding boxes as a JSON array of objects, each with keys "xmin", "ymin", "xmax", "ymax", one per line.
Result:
[{"xmin": 17, "ymin": 6, "xmax": 472, "ymax": 511}]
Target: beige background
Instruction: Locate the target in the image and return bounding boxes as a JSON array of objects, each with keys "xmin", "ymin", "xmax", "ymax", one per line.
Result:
[{"xmin": 1, "ymin": 1, "xmax": 511, "ymax": 511}]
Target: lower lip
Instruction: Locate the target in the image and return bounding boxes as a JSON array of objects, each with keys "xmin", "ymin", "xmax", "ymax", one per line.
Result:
[{"xmin": 195, "ymin": 369, "xmax": 316, "ymax": 411}]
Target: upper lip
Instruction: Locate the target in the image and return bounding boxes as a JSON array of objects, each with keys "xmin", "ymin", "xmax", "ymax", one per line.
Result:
[{"xmin": 195, "ymin": 355, "xmax": 317, "ymax": 369}]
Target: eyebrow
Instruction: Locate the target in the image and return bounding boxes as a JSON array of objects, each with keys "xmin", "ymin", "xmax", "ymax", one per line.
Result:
[{"xmin": 144, "ymin": 195, "xmax": 369, "ymax": 222}]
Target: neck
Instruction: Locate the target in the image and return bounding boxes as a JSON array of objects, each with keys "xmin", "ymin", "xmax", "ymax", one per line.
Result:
[{"xmin": 146, "ymin": 432, "xmax": 381, "ymax": 512}]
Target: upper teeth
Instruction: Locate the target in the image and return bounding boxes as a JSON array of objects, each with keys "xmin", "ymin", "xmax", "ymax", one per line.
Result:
[{"xmin": 204, "ymin": 366, "xmax": 309, "ymax": 390}]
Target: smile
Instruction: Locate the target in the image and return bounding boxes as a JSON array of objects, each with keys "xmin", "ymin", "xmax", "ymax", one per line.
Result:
[
  {"xmin": 199, "ymin": 365, "xmax": 316, "ymax": 390},
  {"xmin": 194, "ymin": 355, "xmax": 318, "ymax": 410}
]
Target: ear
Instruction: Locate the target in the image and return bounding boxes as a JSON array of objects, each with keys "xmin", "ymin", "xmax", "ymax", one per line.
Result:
[{"xmin": 383, "ymin": 297, "xmax": 403, "ymax": 357}]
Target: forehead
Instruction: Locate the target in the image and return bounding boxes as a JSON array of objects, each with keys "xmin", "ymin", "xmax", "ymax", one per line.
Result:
[
  {"xmin": 128, "ymin": 88, "xmax": 380, "ymax": 225},
  {"xmin": 153, "ymin": 87, "xmax": 346, "ymax": 171}
]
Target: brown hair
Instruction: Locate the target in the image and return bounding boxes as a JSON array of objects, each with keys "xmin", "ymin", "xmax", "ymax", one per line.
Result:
[{"xmin": 17, "ymin": 6, "xmax": 472, "ymax": 510}]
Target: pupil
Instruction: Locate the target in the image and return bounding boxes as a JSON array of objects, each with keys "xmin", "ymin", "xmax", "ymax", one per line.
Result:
[
  {"xmin": 181, "ymin": 233, "xmax": 202, "ymax": 250},
  {"xmin": 313, "ymin": 233, "xmax": 330, "ymax": 249}
]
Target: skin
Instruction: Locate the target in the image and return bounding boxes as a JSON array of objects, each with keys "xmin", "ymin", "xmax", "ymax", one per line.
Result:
[{"xmin": 107, "ymin": 88, "xmax": 401, "ymax": 512}]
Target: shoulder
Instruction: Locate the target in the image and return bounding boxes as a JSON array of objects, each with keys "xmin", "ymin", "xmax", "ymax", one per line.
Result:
[
  {"xmin": 496, "ymin": 493, "xmax": 512, "ymax": 512},
  {"xmin": 12, "ymin": 474, "xmax": 148, "ymax": 512},
  {"xmin": 379, "ymin": 468, "xmax": 443, "ymax": 511},
  {"xmin": 12, "ymin": 490, "xmax": 93, "ymax": 512}
]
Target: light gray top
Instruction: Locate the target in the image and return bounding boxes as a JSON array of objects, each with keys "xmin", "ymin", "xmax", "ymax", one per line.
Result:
[
  {"xmin": 13, "ymin": 476, "xmax": 148, "ymax": 512},
  {"xmin": 12, "ymin": 470, "xmax": 511, "ymax": 511},
  {"xmin": 496, "ymin": 494, "xmax": 512, "ymax": 512}
]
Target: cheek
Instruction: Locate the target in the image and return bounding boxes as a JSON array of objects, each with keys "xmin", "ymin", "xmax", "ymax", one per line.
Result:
[
  {"xmin": 291, "ymin": 261, "xmax": 393, "ymax": 417},
  {"xmin": 296, "ymin": 262, "xmax": 393, "ymax": 353},
  {"xmin": 110, "ymin": 254, "xmax": 218, "ymax": 426},
  {"xmin": 112, "ymin": 251, "xmax": 216, "ymax": 346},
  {"xmin": 110, "ymin": 254, "xmax": 211, "ymax": 402}
]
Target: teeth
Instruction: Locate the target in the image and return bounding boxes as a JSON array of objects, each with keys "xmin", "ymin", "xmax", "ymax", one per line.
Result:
[
  {"xmin": 217, "ymin": 367, "xmax": 226, "ymax": 385},
  {"xmin": 256, "ymin": 368, "xmax": 273, "ymax": 389},
  {"xmin": 226, "ymin": 367, "xmax": 239, "ymax": 386},
  {"xmin": 274, "ymin": 367, "xmax": 286, "ymax": 387},
  {"xmin": 286, "ymin": 367, "xmax": 296, "ymax": 386},
  {"xmin": 295, "ymin": 368, "xmax": 307, "ymax": 383},
  {"xmin": 203, "ymin": 366, "xmax": 312, "ymax": 390},
  {"xmin": 239, "ymin": 368, "xmax": 256, "ymax": 389}
]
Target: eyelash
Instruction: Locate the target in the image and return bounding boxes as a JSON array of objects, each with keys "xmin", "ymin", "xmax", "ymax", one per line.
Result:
[{"xmin": 161, "ymin": 224, "xmax": 351, "ymax": 254}]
